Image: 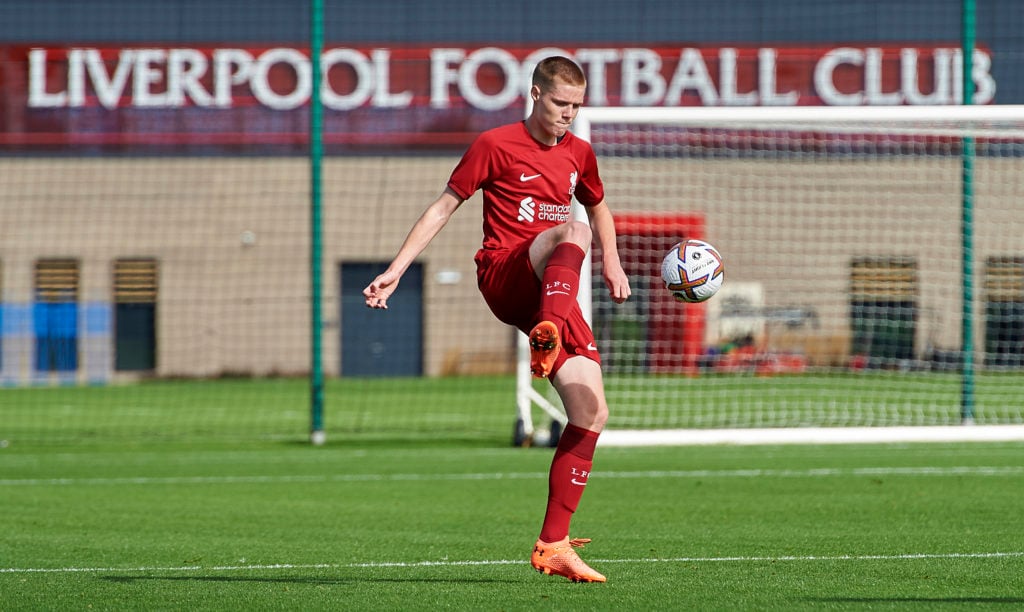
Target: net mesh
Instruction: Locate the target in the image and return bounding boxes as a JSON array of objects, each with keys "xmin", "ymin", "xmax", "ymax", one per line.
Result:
[{"xmin": 582, "ymin": 109, "xmax": 1024, "ymax": 428}]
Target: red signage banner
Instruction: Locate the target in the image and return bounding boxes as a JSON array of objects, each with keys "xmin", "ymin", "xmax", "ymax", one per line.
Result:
[{"xmin": 0, "ymin": 44, "xmax": 995, "ymax": 150}]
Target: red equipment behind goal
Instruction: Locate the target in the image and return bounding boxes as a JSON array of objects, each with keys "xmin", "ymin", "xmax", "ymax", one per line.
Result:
[{"xmin": 603, "ymin": 212, "xmax": 708, "ymax": 374}]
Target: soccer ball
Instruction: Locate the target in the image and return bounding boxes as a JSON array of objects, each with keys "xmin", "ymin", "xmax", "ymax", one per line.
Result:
[{"xmin": 661, "ymin": 239, "xmax": 724, "ymax": 303}]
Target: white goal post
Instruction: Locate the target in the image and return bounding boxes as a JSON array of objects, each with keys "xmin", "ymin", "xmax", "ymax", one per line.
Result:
[{"xmin": 515, "ymin": 104, "xmax": 1024, "ymax": 447}]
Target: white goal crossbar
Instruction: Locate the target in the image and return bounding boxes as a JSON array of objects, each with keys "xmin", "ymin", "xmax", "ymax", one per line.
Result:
[{"xmin": 575, "ymin": 104, "xmax": 1024, "ymax": 123}]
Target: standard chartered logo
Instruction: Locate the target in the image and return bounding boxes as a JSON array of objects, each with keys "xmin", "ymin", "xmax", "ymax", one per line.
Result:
[
  {"xmin": 518, "ymin": 197, "xmax": 571, "ymax": 224},
  {"xmin": 518, "ymin": 197, "xmax": 536, "ymax": 222},
  {"xmin": 537, "ymin": 202, "xmax": 571, "ymax": 222}
]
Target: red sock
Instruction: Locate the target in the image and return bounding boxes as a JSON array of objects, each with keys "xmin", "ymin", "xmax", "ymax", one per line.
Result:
[
  {"xmin": 539, "ymin": 424, "xmax": 600, "ymax": 543},
  {"xmin": 538, "ymin": 243, "xmax": 585, "ymax": 329}
]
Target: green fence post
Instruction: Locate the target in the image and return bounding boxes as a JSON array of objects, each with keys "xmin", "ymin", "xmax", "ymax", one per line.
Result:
[
  {"xmin": 309, "ymin": 0, "xmax": 326, "ymax": 444},
  {"xmin": 960, "ymin": 0, "xmax": 976, "ymax": 424}
]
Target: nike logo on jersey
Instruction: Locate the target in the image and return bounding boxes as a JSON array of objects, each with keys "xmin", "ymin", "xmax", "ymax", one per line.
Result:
[
  {"xmin": 546, "ymin": 290, "xmax": 570, "ymax": 296},
  {"xmin": 586, "ymin": 342, "xmax": 597, "ymax": 351},
  {"xmin": 520, "ymin": 172, "xmax": 542, "ymax": 181}
]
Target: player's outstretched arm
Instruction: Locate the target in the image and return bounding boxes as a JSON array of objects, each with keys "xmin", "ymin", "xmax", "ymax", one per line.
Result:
[
  {"xmin": 364, "ymin": 188, "xmax": 464, "ymax": 309},
  {"xmin": 587, "ymin": 200, "xmax": 631, "ymax": 304}
]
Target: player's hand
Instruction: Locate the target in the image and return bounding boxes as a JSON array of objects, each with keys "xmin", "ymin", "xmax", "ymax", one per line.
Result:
[
  {"xmin": 603, "ymin": 262, "xmax": 631, "ymax": 304},
  {"xmin": 363, "ymin": 271, "xmax": 399, "ymax": 309}
]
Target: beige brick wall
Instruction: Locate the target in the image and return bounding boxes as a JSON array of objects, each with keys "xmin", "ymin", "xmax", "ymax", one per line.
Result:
[{"xmin": 1, "ymin": 154, "xmax": 1021, "ymax": 379}]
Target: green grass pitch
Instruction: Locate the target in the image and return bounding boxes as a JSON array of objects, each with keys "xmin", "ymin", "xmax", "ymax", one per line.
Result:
[
  {"xmin": 3, "ymin": 436, "xmax": 1023, "ymax": 610},
  {"xmin": 4, "ymin": 372, "xmax": 1024, "ymax": 446}
]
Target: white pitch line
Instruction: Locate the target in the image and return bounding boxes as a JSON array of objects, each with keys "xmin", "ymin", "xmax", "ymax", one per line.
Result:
[
  {"xmin": 1, "ymin": 465, "xmax": 1022, "ymax": 487},
  {"xmin": 2, "ymin": 552, "xmax": 1022, "ymax": 575},
  {"xmin": 0, "ymin": 472, "xmax": 543, "ymax": 487}
]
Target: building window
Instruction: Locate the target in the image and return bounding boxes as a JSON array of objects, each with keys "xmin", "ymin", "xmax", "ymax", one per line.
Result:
[
  {"xmin": 850, "ymin": 257, "xmax": 917, "ymax": 367},
  {"xmin": 34, "ymin": 258, "xmax": 79, "ymax": 372},
  {"xmin": 984, "ymin": 256, "xmax": 1024, "ymax": 369},
  {"xmin": 114, "ymin": 258, "xmax": 158, "ymax": 371}
]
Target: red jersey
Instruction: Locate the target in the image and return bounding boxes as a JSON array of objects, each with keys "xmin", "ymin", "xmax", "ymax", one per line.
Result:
[{"xmin": 447, "ymin": 121, "xmax": 605, "ymax": 252}]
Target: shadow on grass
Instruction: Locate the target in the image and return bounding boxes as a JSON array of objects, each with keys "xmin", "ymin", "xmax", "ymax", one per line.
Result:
[{"xmin": 100, "ymin": 574, "xmax": 519, "ymax": 585}]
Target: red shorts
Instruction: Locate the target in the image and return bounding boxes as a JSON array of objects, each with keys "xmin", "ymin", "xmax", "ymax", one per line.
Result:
[{"xmin": 475, "ymin": 241, "xmax": 601, "ymax": 376}]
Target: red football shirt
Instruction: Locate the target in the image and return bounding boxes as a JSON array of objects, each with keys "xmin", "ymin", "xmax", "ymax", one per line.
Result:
[{"xmin": 447, "ymin": 121, "xmax": 604, "ymax": 252}]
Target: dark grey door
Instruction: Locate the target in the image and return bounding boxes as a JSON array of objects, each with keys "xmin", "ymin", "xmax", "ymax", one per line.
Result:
[{"xmin": 340, "ymin": 262, "xmax": 423, "ymax": 376}]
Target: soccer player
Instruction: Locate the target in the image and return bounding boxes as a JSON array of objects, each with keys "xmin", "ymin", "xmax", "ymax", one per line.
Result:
[{"xmin": 363, "ymin": 56, "xmax": 631, "ymax": 583}]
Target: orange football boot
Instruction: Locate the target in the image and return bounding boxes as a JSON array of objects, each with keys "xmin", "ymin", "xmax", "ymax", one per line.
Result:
[
  {"xmin": 528, "ymin": 321, "xmax": 560, "ymax": 378},
  {"xmin": 530, "ymin": 537, "xmax": 607, "ymax": 583}
]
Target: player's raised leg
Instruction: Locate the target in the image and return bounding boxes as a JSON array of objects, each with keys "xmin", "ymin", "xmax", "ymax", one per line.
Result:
[{"xmin": 528, "ymin": 221, "xmax": 590, "ymax": 378}]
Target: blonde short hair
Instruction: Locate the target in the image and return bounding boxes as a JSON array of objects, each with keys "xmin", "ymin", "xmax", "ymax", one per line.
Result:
[{"xmin": 531, "ymin": 56, "xmax": 586, "ymax": 92}]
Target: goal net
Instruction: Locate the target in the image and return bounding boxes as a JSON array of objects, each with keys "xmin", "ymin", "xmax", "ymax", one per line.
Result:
[{"xmin": 517, "ymin": 105, "xmax": 1024, "ymax": 445}]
